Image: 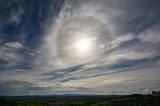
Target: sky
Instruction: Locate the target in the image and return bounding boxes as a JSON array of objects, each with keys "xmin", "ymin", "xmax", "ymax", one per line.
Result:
[{"xmin": 0, "ymin": 0, "xmax": 160, "ymax": 95}]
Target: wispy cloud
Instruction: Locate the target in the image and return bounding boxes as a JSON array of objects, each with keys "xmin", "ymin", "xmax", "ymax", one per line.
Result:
[
  {"xmin": 0, "ymin": 0, "xmax": 160, "ymax": 95},
  {"xmin": 0, "ymin": 41, "xmax": 23, "ymax": 68},
  {"xmin": 9, "ymin": 3, "xmax": 23, "ymax": 25}
]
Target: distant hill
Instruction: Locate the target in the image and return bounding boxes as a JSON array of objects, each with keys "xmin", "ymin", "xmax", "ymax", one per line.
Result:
[{"xmin": 0, "ymin": 92, "xmax": 160, "ymax": 106}]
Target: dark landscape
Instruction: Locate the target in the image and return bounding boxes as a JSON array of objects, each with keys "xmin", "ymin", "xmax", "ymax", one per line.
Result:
[{"xmin": 0, "ymin": 91, "xmax": 160, "ymax": 106}]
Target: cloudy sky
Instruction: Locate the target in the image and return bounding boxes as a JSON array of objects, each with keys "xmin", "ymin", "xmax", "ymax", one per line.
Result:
[{"xmin": 0, "ymin": 0, "xmax": 160, "ymax": 95}]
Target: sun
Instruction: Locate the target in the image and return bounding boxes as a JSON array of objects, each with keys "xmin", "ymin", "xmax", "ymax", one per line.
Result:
[{"xmin": 76, "ymin": 38, "xmax": 92, "ymax": 53}]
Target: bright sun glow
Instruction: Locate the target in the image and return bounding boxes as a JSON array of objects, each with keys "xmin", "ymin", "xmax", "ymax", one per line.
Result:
[{"xmin": 76, "ymin": 38, "xmax": 92, "ymax": 53}]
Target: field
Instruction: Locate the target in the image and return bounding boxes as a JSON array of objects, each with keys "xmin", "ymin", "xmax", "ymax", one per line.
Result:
[{"xmin": 0, "ymin": 93, "xmax": 160, "ymax": 106}]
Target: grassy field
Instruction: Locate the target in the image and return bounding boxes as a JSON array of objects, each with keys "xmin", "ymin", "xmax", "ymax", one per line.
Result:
[{"xmin": 0, "ymin": 93, "xmax": 160, "ymax": 106}]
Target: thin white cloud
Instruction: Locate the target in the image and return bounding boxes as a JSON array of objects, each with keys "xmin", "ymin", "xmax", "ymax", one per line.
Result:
[
  {"xmin": 138, "ymin": 23, "xmax": 160, "ymax": 43},
  {"xmin": 5, "ymin": 42, "xmax": 23, "ymax": 49},
  {"xmin": 0, "ymin": 0, "xmax": 160, "ymax": 95},
  {"xmin": 9, "ymin": 1, "xmax": 23, "ymax": 24},
  {"xmin": 0, "ymin": 42, "xmax": 23, "ymax": 67},
  {"xmin": 31, "ymin": 0, "xmax": 160, "ymax": 94},
  {"xmin": 59, "ymin": 66, "xmax": 160, "ymax": 94}
]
